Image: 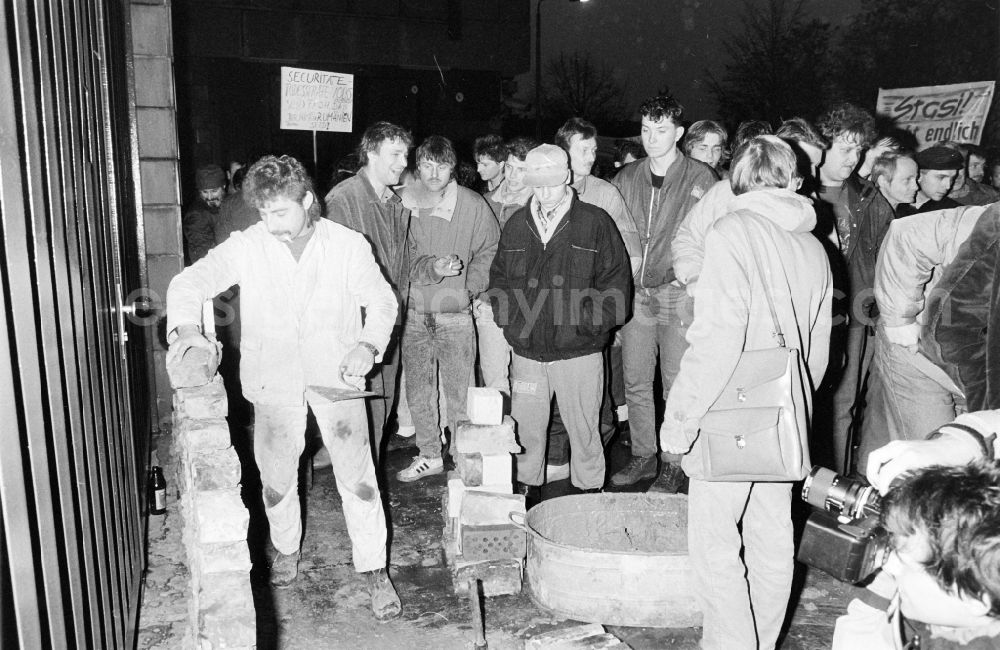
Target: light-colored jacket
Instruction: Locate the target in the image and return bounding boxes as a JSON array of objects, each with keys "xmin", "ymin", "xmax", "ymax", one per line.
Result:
[
  {"xmin": 874, "ymin": 204, "xmax": 987, "ymax": 346},
  {"xmin": 671, "ymin": 178, "xmax": 735, "ymax": 285},
  {"xmin": 659, "ymin": 189, "xmax": 833, "ymax": 479},
  {"xmin": 166, "ymin": 219, "xmax": 398, "ymax": 406}
]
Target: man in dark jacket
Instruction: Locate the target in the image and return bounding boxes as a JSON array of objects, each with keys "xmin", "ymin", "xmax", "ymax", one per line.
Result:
[
  {"xmin": 183, "ymin": 163, "xmax": 227, "ymax": 264},
  {"xmin": 610, "ymin": 95, "xmax": 717, "ymax": 487},
  {"xmin": 813, "ymin": 102, "xmax": 894, "ymax": 474},
  {"xmin": 324, "ymin": 121, "xmax": 413, "ymax": 453},
  {"xmin": 489, "ymin": 144, "xmax": 631, "ymax": 501}
]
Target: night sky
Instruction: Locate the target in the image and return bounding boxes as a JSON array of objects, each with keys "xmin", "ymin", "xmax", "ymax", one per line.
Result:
[{"xmin": 520, "ymin": 0, "xmax": 863, "ymax": 120}]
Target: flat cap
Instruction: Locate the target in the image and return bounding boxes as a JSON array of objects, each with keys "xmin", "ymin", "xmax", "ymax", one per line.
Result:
[
  {"xmin": 914, "ymin": 146, "xmax": 964, "ymax": 171},
  {"xmin": 195, "ymin": 164, "xmax": 226, "ymax": 190},
  {"xmin": 523, "ymin": 144, "xmax": 570, "ymax": 188}
]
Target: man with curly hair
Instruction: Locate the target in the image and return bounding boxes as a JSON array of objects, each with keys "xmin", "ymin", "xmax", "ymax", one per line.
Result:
[
  {"xmin": 166, "ymin": 155, "xmax": 402, "ymax": 619},
  {"xmin": 813, "ymin": 102, "xmax": 895, "ymax": 475}
]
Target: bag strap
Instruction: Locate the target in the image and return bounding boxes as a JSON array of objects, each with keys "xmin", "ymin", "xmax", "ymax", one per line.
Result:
[{"xmin": 734, "ymin": 213, "xmax": 786, "ymax": 348}]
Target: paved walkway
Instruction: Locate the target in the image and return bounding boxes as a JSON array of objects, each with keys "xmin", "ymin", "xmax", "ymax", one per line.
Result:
[{"xmin": 137, "ymin": 432, "xmax": 857, "ymax": 649}]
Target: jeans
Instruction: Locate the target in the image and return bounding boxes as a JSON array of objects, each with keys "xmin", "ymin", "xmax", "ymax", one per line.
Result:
[
  {"xmin": 402, "ymin": 310, "xmax": 476, "ymax": 459},
  {"xmin": 474, "ymin": 298, "xmax": 511, "ymax": 395},
  {"xmin": 254, "ymin": 399, "xmax": 387, "ymax": 571},
  {"xmin": 818, "ymin": 325, "xmax": 874, "ymax": 474},
  {"xmin": 511, "ymin": 353, "xmax": 605, "ymax": 489},
  {"xmin": 857, "ymin": 326, "xmax": 963, "ymax": 471},
  {"xmin": 621, "ymin": 284, "xmax": 692, "ymax": 460},
  {"xmin": 689, "ymin": 479, "xmax": 794, "ymax": 650},
  {"xmin": 368, "ymin": 336, "xmax": 401, "ymax": 457}
]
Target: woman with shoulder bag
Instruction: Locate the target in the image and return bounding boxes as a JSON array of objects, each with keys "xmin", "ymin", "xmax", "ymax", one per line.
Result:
[{"xmin": 659, "ymin": 135, "xmax": 833, "ymax": 650}]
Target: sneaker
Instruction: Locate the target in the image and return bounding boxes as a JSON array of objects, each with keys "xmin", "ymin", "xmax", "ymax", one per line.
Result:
[
  {"xmin": 609, "ymin": 455, "xmax": 659, "ymax": 486},
  {"xmin": 366, "ymin": 568, "xmax": 402, "ymax": 621},
  {"xmin": 269, "ymin": 548, "xmax": 300, "ymax": 588},
  {"xmin": 396, "ymin": 455, "xmax": 444, "ymax": 482},
  {"xmin": 546, "ymin": 462, "xmax": 570, "ymax": 482}
]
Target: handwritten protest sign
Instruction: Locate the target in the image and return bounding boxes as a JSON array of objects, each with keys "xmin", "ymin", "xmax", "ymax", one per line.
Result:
[
  {"xmin": 280, "ymin": 66, "xmax": 354, "ymax": 133},
  {"xmin": 876, "ymin": 81, "xmax": 994, "ymax": 148}
]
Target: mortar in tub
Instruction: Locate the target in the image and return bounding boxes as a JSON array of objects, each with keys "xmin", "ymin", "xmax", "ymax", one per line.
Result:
[{"xmin": 510, "ymin": 492, "xmax": 701, "ymax": 628}]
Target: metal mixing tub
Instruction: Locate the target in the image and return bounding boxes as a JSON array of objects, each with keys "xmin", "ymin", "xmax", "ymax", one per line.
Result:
[{"xmin": 510, "ymin": 492, "xmax": 700, "ymax": 628}]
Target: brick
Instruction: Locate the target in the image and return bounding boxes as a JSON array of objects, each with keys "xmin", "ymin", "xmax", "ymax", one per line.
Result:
[
  {"xmin": 454, "ymin": 416, "xmax": 519, "ymax": 454},
  {"xmin": 146, "ymin": 253, "xmax": 182, "ymax": 309},
  {"xmin": 525, "ymin": 624, "xmax": 629, "ymax": 649},
  {"xmin": 140, "ymin": 159, "xmax": 180, "ymax": 204},
  {"xmin": 131, "ymin": 4, "xmax": 172, "ymax": 56},
  {"xmin": 481, "ymin": 453, "xmax": 512, "ymax": 486},
  {"xmin": 191, "ymin": 452, "xmax": 242, "ymax": 491},
  {"xmin": 133, "ymin": 57, "xmax": 175, "ymax": 107},
  {"xmin": 198, "ymin": 572, "xmax": 255, "ymax": 647},
  {"xmin": 198, "ymin": 540, "xmax": 252, "ymax": 574},
  {"xmin": 467, "ymin": 387, "xmax": 503, "ymax": 425},
  {"xmin": 459, "ymin": 490, "xmax": 524, "ymax": 527},
  {"xmin": 459, "ymin": 523, "xmax": 526, "ymax": 562},
  {"xmin": 143, "ymin": 205, "xmax": 182, "ymax": 257},
  {"xmin": 168, "ymin": 344, "xmax": 221, "ymax": 389},
  {"xmin": 177, "ymin": 417, "xmax": 231, "ymax": 453},
  {"xmin": 174, "ymin": 376, "xmax": 228, "ymax": 419},
  {"xmin": 452, "ymin": 557, "xmax": 523, "ymax": 597},
  {"xmin": 194, "ymin": 490, "xmax": 249, "ymax": 544},
  {"xmin": 455, "ymin": 452, "xmax": 482, "ymax": 486},
  {"xmin": 137, "ymin": 107, "xmax": 178, "ymax": 158}
]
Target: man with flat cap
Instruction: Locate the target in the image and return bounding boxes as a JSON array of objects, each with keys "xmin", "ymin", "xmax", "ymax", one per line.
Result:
[
  {"xmin": 183, "ymin": 163, "xmax": 228, "ymax": 264},
  {"xmin": 897, "ymin": 146, "xmax": 964, "ymax": 217},
  {"xmin": 488, "ymin": 144, "xmax": 632, "ymax": 505}
]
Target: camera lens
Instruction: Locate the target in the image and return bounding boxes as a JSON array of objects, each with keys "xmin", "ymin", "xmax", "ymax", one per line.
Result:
[{"xmin": 802, "ymin": 466, "xmax": 880, "ymax": 519}]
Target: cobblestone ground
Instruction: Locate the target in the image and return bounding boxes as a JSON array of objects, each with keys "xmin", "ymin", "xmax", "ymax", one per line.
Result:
[{"xmin": 137, "ymin": 430, "xmax": 856, "ymax": 649}]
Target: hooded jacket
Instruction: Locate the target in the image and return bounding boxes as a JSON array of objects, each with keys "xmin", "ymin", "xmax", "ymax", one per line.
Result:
[
  {"xmin": 658, "ymin": 189, "xmax": 833, "ymax": 479},
  {"xmin": 612, "ymin": 154, "xmax": 717, "ymax": 289}
]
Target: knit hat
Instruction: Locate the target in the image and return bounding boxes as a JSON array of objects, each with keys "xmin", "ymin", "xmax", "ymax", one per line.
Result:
[
  {"xmin": 523, "ymin": 144, "xmax": 570, "ymax": 188},
  {"xmin": 195, "ymin": 164, "xmax": 226, "ymax": 190},
  {"xmin": 914, "ymin": 146, "xmax": 964, "ymax": 171}
]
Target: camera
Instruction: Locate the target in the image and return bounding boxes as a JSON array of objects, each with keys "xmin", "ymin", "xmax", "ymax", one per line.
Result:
[{"xmin": 795, "ymin": 466, "xmax": 892, "ymax": 583}]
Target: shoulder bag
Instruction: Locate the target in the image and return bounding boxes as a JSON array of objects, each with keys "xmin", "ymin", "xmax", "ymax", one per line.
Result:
[{"xmin": 698, "ymin": 217, "xmax": 812, "ymax": 482}]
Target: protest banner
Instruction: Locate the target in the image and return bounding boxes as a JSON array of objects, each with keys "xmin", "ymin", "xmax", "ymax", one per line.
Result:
[
  {"xmin": 279, "ymin": 66, "xmax": 354, "ymax": 133},
  {"xmin": 876, "ymin": 81, "xmax": 994, "ymax": 148}
]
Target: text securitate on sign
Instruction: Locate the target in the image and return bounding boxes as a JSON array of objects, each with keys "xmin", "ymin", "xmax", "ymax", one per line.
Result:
[
  {"xmin": 280, "ymin": 66, "xmax": 354, "ymax": 133},
  {"xmin": 876, "ymin": 81, "xmax": 994, "ymax": 148}
]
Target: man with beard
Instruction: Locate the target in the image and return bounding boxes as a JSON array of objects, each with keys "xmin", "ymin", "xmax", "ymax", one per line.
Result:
[
  {"xmin": 183, "ymin": 163, "xmax": 227, "ymax": 264},
  {"xmin": 395, "ymin": 136, "xmax": 499, "ymax": 483}
]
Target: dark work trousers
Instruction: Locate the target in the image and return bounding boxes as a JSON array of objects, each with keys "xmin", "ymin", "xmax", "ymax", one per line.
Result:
[{"xmin": 368, "ymin": 328, "xmax": 402, "ymax": 461}]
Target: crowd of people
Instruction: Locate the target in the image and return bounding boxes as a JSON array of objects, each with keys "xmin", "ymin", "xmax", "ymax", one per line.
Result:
[{"xmin": 169, "ymin": 94, "xmax": 1000, "ymax": 649}]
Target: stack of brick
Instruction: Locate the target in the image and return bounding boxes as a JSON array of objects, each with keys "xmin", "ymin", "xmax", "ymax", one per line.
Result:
[
  {"xmin": 170, "ymin": 346, "xmax": 255, "ymax": 648},
  {"xmin": 442, "ymin": 387, "xmax": 527, "ymax": 596}
]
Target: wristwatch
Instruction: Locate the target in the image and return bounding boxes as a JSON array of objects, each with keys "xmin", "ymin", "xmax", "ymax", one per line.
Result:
[{"xmin": 358, "ymin": 341, "xmax": 380, "ymax": 358}]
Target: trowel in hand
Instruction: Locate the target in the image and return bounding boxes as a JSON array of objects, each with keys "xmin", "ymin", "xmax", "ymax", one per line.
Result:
[{"xmin": 306, "ymin": 384, "xmax": 381, "ymax": 403}]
